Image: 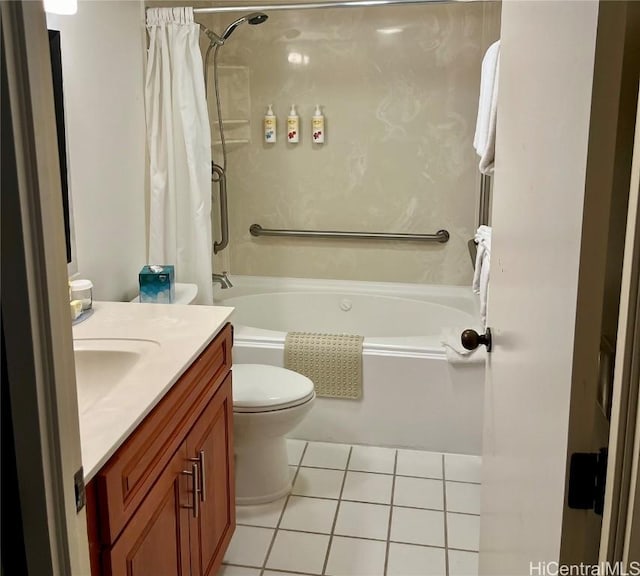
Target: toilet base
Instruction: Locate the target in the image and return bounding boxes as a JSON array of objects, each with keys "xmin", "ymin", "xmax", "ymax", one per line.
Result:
[{"xmin": 235, "ymin": 435, "xmax": 291, "ymax": 505}]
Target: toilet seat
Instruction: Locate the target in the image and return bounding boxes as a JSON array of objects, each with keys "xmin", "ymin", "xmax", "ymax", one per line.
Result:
[{"xmin": 233, "ymin": 364, "xmax": 315, "ymax": 413}]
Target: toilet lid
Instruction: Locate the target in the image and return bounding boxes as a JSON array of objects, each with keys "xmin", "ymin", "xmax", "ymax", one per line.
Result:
[{"xmin": 233, "ymin": 364, "xmax": 315, "ymax": 413}]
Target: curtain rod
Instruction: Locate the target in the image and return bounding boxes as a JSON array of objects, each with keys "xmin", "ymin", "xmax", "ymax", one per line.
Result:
[{"xmin": 192, "ymin": 0, "xmax": 467, "ymax": 15}]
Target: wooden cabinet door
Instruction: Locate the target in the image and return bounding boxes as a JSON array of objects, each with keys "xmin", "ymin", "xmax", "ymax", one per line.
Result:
[
  {"xmin": 104, "ymin": 443, "xmax": 192, "ymax": 576},
  {"xmin": 187, "ymin": 373, "xmax": 235, "ymax": 576}
]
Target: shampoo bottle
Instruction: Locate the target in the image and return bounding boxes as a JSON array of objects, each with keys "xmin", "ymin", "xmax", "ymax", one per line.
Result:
[
  {"xmin": 312, "ymin": 104, "xmax": 325, "ymax": 144},
  {"xmin": 287, "ymin": 105, "xmax": 299, "ymax": 143},
  {"xmin": 264, "ymin": 105, "xmax": 276, "ymax": 143}
]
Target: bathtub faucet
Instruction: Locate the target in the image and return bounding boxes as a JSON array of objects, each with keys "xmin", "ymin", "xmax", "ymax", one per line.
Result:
[{"xmin": 212, "ymin": 271, "xmax": 233, "ymax": 289}]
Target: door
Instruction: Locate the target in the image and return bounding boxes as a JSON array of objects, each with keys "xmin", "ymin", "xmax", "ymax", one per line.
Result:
[
  {"xmin": 478, "ymin": 2, "xmax": 639, "ymax": 573},
  {"xmin": 106, "ymin": 443, "xmax": 192, "ymax": 576},
  {"xmin": 187, "ymin": 374, "xmax": 235, "ymax": 576},
  {"xmin": 600, "ymin": 85, "xmax": 640, "ymax": 562},
  {"xmin": 2, "ymin": 2, "xmax": 90, "ymax": 574}
]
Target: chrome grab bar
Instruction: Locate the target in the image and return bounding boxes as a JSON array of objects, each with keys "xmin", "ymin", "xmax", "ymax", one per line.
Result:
[
  {"xmin": 212, "ymin": 162, "xmax": 229, "ymax": 254},
  {"xmin": 250, "ymin": 224, "xmax": 449, "ymax": 243}
]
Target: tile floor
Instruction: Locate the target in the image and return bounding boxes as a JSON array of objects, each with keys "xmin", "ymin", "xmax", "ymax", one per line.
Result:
[{"xmin": 220, "ymin": 440, "xmax": 482, "ymax": 576}]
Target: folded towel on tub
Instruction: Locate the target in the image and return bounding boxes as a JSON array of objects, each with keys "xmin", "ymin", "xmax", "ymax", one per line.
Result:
[{"xmin": 284, "ymin": 332, "xmax": 364, "ymax": 399}]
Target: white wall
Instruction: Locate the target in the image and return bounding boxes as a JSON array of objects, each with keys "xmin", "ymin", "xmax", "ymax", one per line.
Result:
[{"xmin": 47, "ymin": 0, "xmax": 147, "ymax": 301}]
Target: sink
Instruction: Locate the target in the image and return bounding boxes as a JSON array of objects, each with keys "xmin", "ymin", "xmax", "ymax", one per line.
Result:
[{"xmin": 73, "ymin": 339, "xmax": 160, "ymax": 412}]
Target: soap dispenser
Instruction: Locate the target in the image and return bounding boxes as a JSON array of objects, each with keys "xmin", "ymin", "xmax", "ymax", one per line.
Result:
[
  {"xmin": 312, "ymin": 104, "xmax": 325, "ymax": 144},
  {"xmin": 264, "ymin": 104, "xmax": 276, "ymax": 143},
  {"xmin": 287, "ymin": 105, "xmax": 299, "ymax": 143}
]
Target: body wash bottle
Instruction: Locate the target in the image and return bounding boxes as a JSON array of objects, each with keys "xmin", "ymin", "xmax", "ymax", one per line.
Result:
[
  {"xmin": 312, "ymin": 105, "xmax": 325, "ymax": 144},
  {"xmin": 287, "ymin": 105, "xmax": 299, "ymax": 143},
  {"xmin": 264, "ymin": 105, "xmax": 276, "ymax": 143}
]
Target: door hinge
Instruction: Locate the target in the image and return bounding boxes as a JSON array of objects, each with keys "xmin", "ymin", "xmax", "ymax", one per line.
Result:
[
  {"xmin": 74, "ymin": 467, "xmax": 86, "ymax": 513},
  {"xmin": 567, "ymin": 448, "xmax": 607, "ymax": 515}
]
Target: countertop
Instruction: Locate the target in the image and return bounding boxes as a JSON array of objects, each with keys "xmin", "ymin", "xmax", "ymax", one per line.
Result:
[{"xmin": 73, "ymin": 301, "xmax": 234, "ymax": 482}]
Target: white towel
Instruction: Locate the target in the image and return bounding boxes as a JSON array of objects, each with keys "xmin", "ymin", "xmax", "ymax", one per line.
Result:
[
  {"xmin": 479, "ymin": 247, "xmax": 490, "ymax": 328},
  {"xmin": 471, "ymin": 226, "xmax": 491, "ymax": 328},
  {"xmin": 472, "ymin": 225, "xmax": 492, "ymax": 294},
  {"xmin": 441, "ymin": 327, "xmax": 486, "ymax": 365},
  {"xmin": 474, "ymin": 40, "xmax": 500, "ymax": 175}
]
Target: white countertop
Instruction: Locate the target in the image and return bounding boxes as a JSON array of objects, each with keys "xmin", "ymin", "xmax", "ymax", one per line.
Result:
[{"xmin": 73, "ymin": 301, "xmax": 234, "ymax": 482}]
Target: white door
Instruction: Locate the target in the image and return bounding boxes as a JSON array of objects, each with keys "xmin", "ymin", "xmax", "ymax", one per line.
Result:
[
  {"xmin": 2, "ymin": 2, "xmax": 90, "ymax": 574},
  {"xmin": 478, "ymin": 2, "xmax": 637, "ymax": 572}
]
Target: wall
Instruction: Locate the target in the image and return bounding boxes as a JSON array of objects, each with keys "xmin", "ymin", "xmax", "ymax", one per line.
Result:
[
  {"xmin": 47, "ymin": 1, "xmax": 147, "ymax": 301},
  {"xmin": 200, "ymin": 2, "xmax": 500, "ymax": 285}
]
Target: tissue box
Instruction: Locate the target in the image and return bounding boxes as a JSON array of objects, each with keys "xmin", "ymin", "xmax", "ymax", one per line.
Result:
[{"xmin": 139, "ymin": 265, "xmax": 175, "ymax": 303}]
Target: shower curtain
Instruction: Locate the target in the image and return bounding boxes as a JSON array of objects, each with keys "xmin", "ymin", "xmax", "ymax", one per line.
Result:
[{"xmin": 145, "ymin": 7, "xmax": 213, "ymax": 304}]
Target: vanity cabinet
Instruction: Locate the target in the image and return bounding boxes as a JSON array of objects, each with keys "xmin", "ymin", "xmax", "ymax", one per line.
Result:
[{"xmin": 86, "ymin": 324, "xmax": 235, "ymax": 576}]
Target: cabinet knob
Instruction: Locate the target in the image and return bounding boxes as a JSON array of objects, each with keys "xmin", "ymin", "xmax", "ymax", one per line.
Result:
[{"xmin": 461, "ymin": 327, "xmax": 492, "ymax": 352}]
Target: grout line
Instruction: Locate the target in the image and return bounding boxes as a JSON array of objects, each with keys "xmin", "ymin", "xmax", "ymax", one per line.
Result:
[
  {"xmin": 321, "ymin": 446, "xmax": 352, "ymax": 575},
  {"xmin": 383, "ymin": 450, "xmax": 398, "ymax": 576},
  {"xmin": 259, "ymin": 441, "xmax": 309, "ymax": 576},
  {"xmin": 437, "ymin": 509, "xmax": 481, "ymax": 518},
  {"xmin": 442, "ymin": 454, "xmax": 450, "ymax": 576},
  {"xmin": 300, "ymin": 464, "xmax": 394, "ymax": 477},
  {"xmin": 441, "ymin": 478, "xmax": 482, "ymax": 486}
]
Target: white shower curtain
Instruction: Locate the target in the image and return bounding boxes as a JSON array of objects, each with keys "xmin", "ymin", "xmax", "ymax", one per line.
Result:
[{"xmin": 145, "ymin": 7, "xmax": 213, "ymax": 304}]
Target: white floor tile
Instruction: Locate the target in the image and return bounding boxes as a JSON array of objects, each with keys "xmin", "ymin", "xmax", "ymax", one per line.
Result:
[
  {"xmin": 446, "ymin": 482, "xmax": 481, "ymax": 515},
  {"xmin": 292, "ymin": 467, "xmax": 344, "ymax": 499},
  {"xmin": 223, "ymin": 525, "xmax": 274, "ymax": 567},
  {"xmin": 449, "ymin": 550, "xmax": 480, "ymax": 576},
  {"xmin": 447, "ymin": 513, "xmax": 481, "ymax": 551},
  {"xmin": 342, "ymin": 471, "xmax": 393, "ymax": 504},
  {"xmin": 349, "ymin": 445, "xmax": 396, "ymax": 473},
  {"xmin": 390, "ymin": 506, "xmax": 445, "ymax": 547},
  {"xmin": 325, "ymin": 536, "xmax": 387, "ymax": 576},
  {"xmin": 265, "ymin": 530, "xmax": 330, "ymax": 574},
  {"xmin": 444, "ymin": 454, "xmax": 482, "ymax": 484},
  {"xmin": 394, "ymin": 476, "xmax": 444, "ymax": 510},
  {"xmin": 396, "ymin": 449, "xmax": 443, "ymax": 479},
  {"xmin": 235, "ymin": 497, "xmax": 287, "ymax": 528},
  {"xmin": 219, "ymin": 566, "xmax": 261, "ymax": 576},
  {"xmin": 280, "ymin": 496, "xmax": 338, "ymax": 534},
  {"xmin": 264, "ymin": 572, "xmax": 309, "ymax": 576},
  {"xmin": 334, "ymin": 501, "xmax": 390, "ymax": 540},
  {"xmin": 302, "ymin": 442, "xmax": 351, "ymax": 469},
  {"xmin": 286, "ymin": 439, "xmax": 307, "ymax": 466},
  {"xmin": 386, "ymin": 542, "xmax": 447, "ymax": 576}
]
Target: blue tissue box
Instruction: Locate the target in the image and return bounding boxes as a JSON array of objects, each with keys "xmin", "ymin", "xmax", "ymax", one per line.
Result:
[{"xmin": 139, "ymin": 265, "xmax": 175, "ymax": 303}]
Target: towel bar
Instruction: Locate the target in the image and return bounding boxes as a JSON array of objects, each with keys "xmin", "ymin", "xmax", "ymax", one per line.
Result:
[{"xmin": 249, "ymin": 224, "xmax": 450, "ymax": 243}]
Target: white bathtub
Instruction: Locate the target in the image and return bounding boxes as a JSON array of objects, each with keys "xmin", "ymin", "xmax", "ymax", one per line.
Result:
[{"xmin": 217, "ymin": 275, "xmax": 485, "ymax": 455}]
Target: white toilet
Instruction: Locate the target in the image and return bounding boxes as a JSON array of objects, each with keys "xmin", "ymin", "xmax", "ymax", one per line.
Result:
[{"xmin": 232, "ymin": 364, "xmax": 315, "ymax": 505}]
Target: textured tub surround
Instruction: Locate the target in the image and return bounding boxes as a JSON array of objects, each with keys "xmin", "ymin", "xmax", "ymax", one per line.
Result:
[
  {"xmin": 194, "ymin": 2, "xmax": 501, "ymax": 284},
  {"xmin": 72, "ymin": 301, "xmax": 233, "ymax": 480},
  {"xmin": 220, "ymin": 439, "xmax": 482, "ymax": 575}
]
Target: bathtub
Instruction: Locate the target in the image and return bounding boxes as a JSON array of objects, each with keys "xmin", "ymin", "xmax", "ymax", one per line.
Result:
[{"xmin": 217, "ymin": 275, "xmax": 485, "ymax": 455}]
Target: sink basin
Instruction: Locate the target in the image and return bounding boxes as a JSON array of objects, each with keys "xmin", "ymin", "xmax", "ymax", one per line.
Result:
[{"xmin": 73, "ymin": 339, "xmax": 160, "ymax": 412}]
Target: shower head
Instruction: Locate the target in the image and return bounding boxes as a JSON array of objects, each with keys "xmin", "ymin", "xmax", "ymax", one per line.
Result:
[{"xmin": 221, "ymin": 12, "xmax": 268, "ymax": 41}]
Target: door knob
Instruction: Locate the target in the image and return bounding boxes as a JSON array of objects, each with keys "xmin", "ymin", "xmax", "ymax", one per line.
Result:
[{"xmin": 461, "ymin": 328, "xmax": 492, "ymax": 352}]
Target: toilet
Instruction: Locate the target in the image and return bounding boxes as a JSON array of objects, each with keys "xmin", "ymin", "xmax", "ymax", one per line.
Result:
[
  {"xmin": 232, "ymin": 364, "xmax": 315, "ymax": 505},
  {"xmin": 134, "ymin": 287, "xmax": 315, "ymax": 504}
]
